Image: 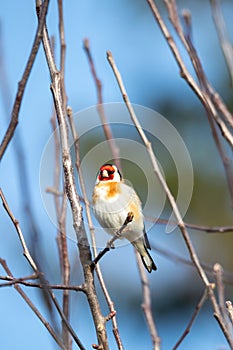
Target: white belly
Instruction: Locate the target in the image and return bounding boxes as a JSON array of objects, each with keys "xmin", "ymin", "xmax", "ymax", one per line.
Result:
[{"xmin": 92, "ymin": 183, "xmax": 144, "ymax": 242}]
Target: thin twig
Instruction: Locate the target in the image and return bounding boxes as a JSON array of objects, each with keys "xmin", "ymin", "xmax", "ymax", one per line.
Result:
[
  {"xmin": 58, "ymin": 191, "xmax": 71, "ymax": 349},
  {"xmin": 181, "ymin": 9, "xmax": 233, "ymax": 206},
  {"xmin": 107, "ymin": 50, "xmax": 233, "ymax": 348},
  {"xmin": 210, "ymin": 0, "xmax": 233, "ymax": 86},
  {"xmin": 173, "ymin": 289, "xmax": 208, "ymax": 350},
  {"xmin": 44, "ymin": 287, "xmax": 87, "ymax": 350},
  {"xmin": 91, "ymin": 212, "xmax": 134, "ymax": 269},
  {"xmin": 0, "ymin": 259, "xmax": 67, "ymax": 350},
  {"xmin": 58, "ymin": 0, "xmax": 67, "ymax": 107},
  {"xmin": 151, "ymin": 242, "xmax": 233, "ymax": 286},
  {"xmin": 83, "ymin": 38, "xmax": 121, "ymax": 170},
  {"xmin": 214, "ymin": 263, "xmax": 232, "ymax": 333},
  {"xmin": 165, "ymin": 0, "xmax": 233, "ymax": 130},
  {"xmin": 67, "ymin": 106, "xmax": 124, "ymax": 349},
  {"xmin": 147, "ymin": 0, "xmax": 233, "ymax": 150},
  {"xmin": 146, "ymin": 215, "xmax": 233, "ymax": 233},
  {"xmin": 51, "ymin": 104, "xmax": 73, "ymax": 348},
  {"xmin": 0, "ymin": 188, "xmax": 38, "ymax": 272},
  {"xmin": 208, "ymin": 86, "xmax": 233, "ymax": 130},
  {"xmin": 162, "ymin": 1, "xmax": 233, "ymax": 205},
  {"xmin": 0, "ymin": 188, "xmax": 56, "ymax": 329},
  {"xmin": 0, "ymin": 18, "xmax": 47, "ymax": 279},
  {"xmin": 0, "ymin": 275, "xmax": 85, "ymax": 291},
  {"xmin": 214, "ymin": 263, "xmax": 226, "ymax": 318},
  {"xmin": 0, "ymin": 186, "xmax": 85, "ymax": 349},
  {"xmin": 38, "ymin": 1, "xmax": 109, "ymax": 347},
  {"xmin": 0, "ymin": 0, "xmax": 50, "ymax": 160},
  {"xmin": 135, "ymin": 251, "xmax": 160, "ymax": 350},
  {"xmin": 50, "ymin": 108, "xmax": 62, "ymax": 223},
  {"xmin": 50, "ymin": 24, "xmax": 71, "ymax": 344},
  {"xmin": 226, "ymin": 301, "xmax": 233, "ymax": 325}
]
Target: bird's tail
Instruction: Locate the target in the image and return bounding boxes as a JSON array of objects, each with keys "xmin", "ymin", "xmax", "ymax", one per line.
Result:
[
  {"xmin": 140, "ymin": 250, "xmax": 157, "ymax": 273},
  {"xmin": 133, "ymin": 238, "xmax": 157, "ymax": 273}
]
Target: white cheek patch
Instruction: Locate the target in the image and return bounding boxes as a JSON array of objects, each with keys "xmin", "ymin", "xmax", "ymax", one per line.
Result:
[{"xmin": 101, "ymin": 169, "xmax": 109, "ymax": 178}]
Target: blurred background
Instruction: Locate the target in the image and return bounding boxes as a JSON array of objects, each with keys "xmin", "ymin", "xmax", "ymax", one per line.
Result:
[{"xmin": 0, "ymin": 1, "xmax": 233, "ymax": 349}]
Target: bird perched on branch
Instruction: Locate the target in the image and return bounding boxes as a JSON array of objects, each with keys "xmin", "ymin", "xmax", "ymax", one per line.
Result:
[{"xmin": 92, "ymin": 163, "xmax": 157, "ymax": 272}]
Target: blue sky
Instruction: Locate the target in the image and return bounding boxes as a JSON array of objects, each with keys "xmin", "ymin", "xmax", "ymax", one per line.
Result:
[{"xmin": 1, "ymin": 1, "xmax": 233, "ymax": 349}]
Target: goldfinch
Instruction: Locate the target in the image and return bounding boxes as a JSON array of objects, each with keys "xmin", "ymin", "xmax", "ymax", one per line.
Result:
[{"xmin": 92, "ymin": 164, "xmax": 157, "ymax": 272}]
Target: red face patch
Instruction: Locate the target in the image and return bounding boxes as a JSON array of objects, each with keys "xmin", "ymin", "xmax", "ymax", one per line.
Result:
[{"xmin": 98, "ymin": 164, "xmax": 115, "ymax": 181}]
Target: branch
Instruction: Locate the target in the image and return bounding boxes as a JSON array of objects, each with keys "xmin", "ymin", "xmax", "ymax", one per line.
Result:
[
  {"xmin": 151, "ymin": 242, "xmax": 233, "ymax": 286},
  {"xmin": 158, "ymin": 1, "xmax": 233, "ymax": 205},
  {"xmin": 173, "ymin": 289, "xmax": 208, "ymax": 349},
  {"xmin": 135, "ymin": 251, "xmax": 160, "ymax": 350},
  {"xmin": 0, "ymin": 259, "xmax": 67, "ymax": 350},
  {"xmin": 214, "ymin": 263, "xmax": 232, "ymax": 333},
  {"xmin": 37, "ymin": 2, "xmax": 109, "ymax": 347},
  {"xmin": 83, "ymin": 38, "xmax": 121, "ymax": 170},
  {"xmin": 106, "ymin": 50, "xmax": 233, "ymax": 348},
  {"xmin": 180, "ymin": 9, "xmax": 233, "ymax": 205},
  {"xmin": 226, "ymin": 301, "xmax": 233, "ymax": 325},
  {"xmin": 0, "ymin": 188, "xmax": 38, "ymax": 272},
  {"xmin": 164, "ymin": 0, "xmax": 233, "ymax": 131},
  {"xmin": 57, "ymin": 0, "xmax": 67, "ymax": 107},
  {"xmin": 0, "ymin": 187, "xmax": 85, "ymax": 349},
  {"xmin": 147, "ymin": 0, "xmax": 233, "ymax": 150},
  {"xmin": 0, "ymin": 275, "xmax": 85, "ymax": 292},
  {"xmin": 51, "ymin": 12, "xmax": 71, "ymax": 345},
  {"xmin": 0, "ymin": 0, "xmax": 50, "ymax": 160},
  {"xmin": 145, "ymin": 215, "xmax": 233, "ymax": 233},
  {"xmin": 210, "ymin": 0, "xmax": 233, "ymax": 86},
  {"xmin": 91, "ymin": 212, "xmax": 134, "ymax": 269},
  {"xmin": 67, "ymin": 106, "xmax": 124, "ymax": 350}
]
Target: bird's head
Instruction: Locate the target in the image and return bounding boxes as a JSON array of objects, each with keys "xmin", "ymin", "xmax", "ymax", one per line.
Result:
[{"xmin": 95, "ymin": 164, "xmax": 122, "ymax": 184}]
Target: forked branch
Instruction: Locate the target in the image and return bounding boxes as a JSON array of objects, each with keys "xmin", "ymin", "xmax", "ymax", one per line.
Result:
[
  {"xmin": 107, "ymin": 50, "xmax": 233, "ymax": 348},
  {"xmin": 37, "ymin": 1, "xmax": 109, "ymax": 347}
]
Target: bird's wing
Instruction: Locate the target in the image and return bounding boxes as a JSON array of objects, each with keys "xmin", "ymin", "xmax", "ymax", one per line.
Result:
[{"xmin": 143, "ymin": 225, "xmax": 151, "ymax": 250}]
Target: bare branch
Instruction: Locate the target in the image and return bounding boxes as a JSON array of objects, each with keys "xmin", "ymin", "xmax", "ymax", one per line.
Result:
[
  {"xmin": 67, "ymin": 106, "xmax": 124, "ymax": 349},
  {"xmin": 208, "ymin": 86, "xmax": 233, "ymax": 130},
  {"xmin": 180, "ymin": 10, "xmax": 233, "ymax": 205},
  {"xmin": 0, "ymin": 187, "xmax": 85, "ymax": 349},
  {"xmin": 147, "ymin": 0, "xmax": 233, "ymax": 150},
  {"xmin": 0, "ymin": 188, "xmax": 38, "ymax": 272},
  {"xmin": 107, "ymin": 50, "xmax": 233, "ymax": 348},
  {"xmin": 151, "ymin": 241, "xmax": 233, "ymax": 286},
  {"xmin": 83, "ymin": 38, "xmax": 121, "ymax": 170},
  {"xmin": 135, "ymin": 252, "xmax": 160, "ymax": 350},
  {"xmin": 214, "ymin": 263, "xmax": 226, "ymax": 317},
  {"xmin": 0, "ymin": 259, "xmax": 67, "ymax": 350},
  {"xmin": 226, "ymin": 301, "xmax": 233, "ymax": 325},
  {"xmin": 57, "ymin": 0, "xmax": 67, "ymax": 107},
  {"xmin": 210, "ymin": 0, "xmax": 233, "ymax": 86},
  {"xmin": 145, "ymin": 215, "xmax": 233, "ymax": 233},
  {"xmin": 50, "ymin": 25, "xmax": 71, "ymax": 343},
  {"xmin": 173, "ymin": 289, "xmax": 208, "ymax": 350},
  {"xmin": 0, "ymin": 0, "xmax": 50, "ymax": 160},
  {"xmin": 165, "ymin": 1, "xmax": 233, "ymax": 130},
  {"xmin": 91, "ymin": 212, "xmax": 134, "ymax": 269},
  {"xmin": 157, "ymin": 1, "xmax": 233, "ymax": 205},
  {"xmin": 0, "ymin": 275, "xmax": 85, "ymax": 292},
  {"xmin": 214, "ymin": 263, "xmax": 232, "ymax": 333},
  {"xmin": 38, "ymin": 3, "xmax": 109, "ymax": 347}
]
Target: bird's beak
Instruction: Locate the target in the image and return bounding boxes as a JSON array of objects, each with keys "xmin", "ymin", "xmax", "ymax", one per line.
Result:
[{"xmin": 101, "ymin": 169, "xmax": 109, "ymax": 178}]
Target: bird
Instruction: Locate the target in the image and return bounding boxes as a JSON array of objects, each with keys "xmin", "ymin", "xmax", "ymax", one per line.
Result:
[{"xmin": 92, "ymin": 163, "xmax": 157, "ymax": 272}]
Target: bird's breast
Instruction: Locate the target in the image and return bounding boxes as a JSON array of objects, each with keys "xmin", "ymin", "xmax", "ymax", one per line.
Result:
[
  {"xmin": 92, "ymin": 182, "xmax": 120, "ymax": 204},
  {"xmin": 92, "ymin": 182, "xmax": 143, "ymax": 233}
]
